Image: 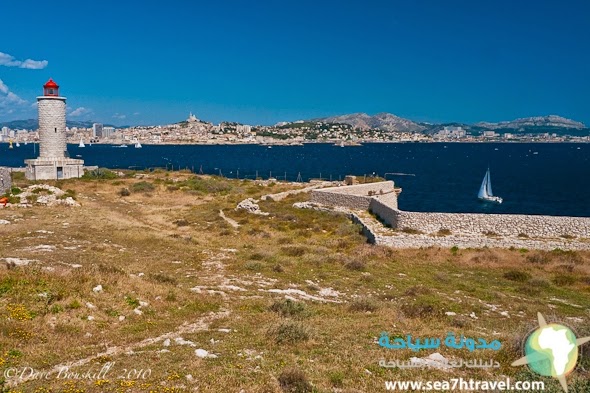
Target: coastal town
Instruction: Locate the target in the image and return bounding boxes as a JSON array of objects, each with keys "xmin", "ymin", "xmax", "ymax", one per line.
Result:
[{"xmin": 2, "ymin": 112, "xmax": 589, "ymax": 146}]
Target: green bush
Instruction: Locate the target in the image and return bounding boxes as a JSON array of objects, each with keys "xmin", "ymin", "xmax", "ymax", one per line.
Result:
[
  {"xmin": 82, "ymin": 168, "xmax": 117, "ymax": 179},
  {"xmin": 503, "ymin": 270, "xmax": 532, "ymax": 282},
  {"xmin": 269, "ymin": 299, "xmax": 309, "ymax": 319},
  {"xmin": 131, "ymin": 181, "xmax": 155, "ymax": 193},
  {"xmin": 268, "ymin": 322, "xmax": 310, "ymax": 344},
  {"xmin": 277, "ymin": 368, "xmax": 312, "ymax": 393}
]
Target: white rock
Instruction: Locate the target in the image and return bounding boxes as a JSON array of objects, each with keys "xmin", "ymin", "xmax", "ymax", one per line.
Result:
[
  {"xmin": 92, "ymin": 285, "xmax": 103, "ymax": 293},
  {"xmin": 118, "ymin": 315, "xmax": 126, "ymax": 321},
  {"xmin": 469, "ymin": 312, "xmax": 478, "ymax": 319},
  {"xmin": 86, "ymin": 302, "xmax": 96, "ymax": 309},
  {"xmin": 139, "ymin": 301, "xmax": 149, "ymax": 307},
  {"xmin": 133, "ymin": 308, "xmax": 143, "ymax": 315},
  {"xmin": 218, "ymin": 328, "xmax": 231, "ymax": 333},
  {"xmin": 445, "ymin": 311, "xmax": 457, "ymax": 316},
  {"xmin": 163, "ymin": 338, "xmax": 171, "ymax": 347},
  {"xmin": 500, "ymin": 311, "xmax": 510, "ymax": 318},
  {"xmin": 195, "ymin": 349, "xmax": 209, "ymax": 358},
  {"xmin": 87, "ymin": 316, "xmax": 95, "ymax": 321},
  {"xmin": 0, "ymin": 220, "xmax": 10, "ymax": 225},
  {"xmin": 175, "ymin": 337, "xmax": 196, "ymax": 347}
]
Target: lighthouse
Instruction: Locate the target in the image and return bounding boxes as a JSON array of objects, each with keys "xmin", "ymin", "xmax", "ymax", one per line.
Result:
[{"xmin": 25, "ymin": 79, "xmax": 84, "ymax": 180}]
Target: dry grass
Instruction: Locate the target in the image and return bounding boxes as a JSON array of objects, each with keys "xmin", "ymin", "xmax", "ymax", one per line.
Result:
[{"xmin": 0, "ymin": 171, "xmax": 589, "ymax": 392}]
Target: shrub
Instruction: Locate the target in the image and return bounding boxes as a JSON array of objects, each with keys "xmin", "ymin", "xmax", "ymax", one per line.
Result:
[
  {"xmin": 553, "ymin": 274, "xmax": 576, "ymax": 287},
  {"xmin": 404, "ymin": 286, "xmax": 432, "ymax": 296},
  {"xmin": 277, "ymin": 368, "xmax": 312, "ymax": 393},
  {"xmin": 26, "ymin": 194, "xmax": 38, "ymax": 204},
  {"xmin": 268, "ymin": 322, "xmax": 310, "ymax": 344},
  {"xmin": 526, "ymin": 253, "xmax": 550, "ymax": 265},
  {"xmin": 131, "ymin": 181, "xmax": 155, "ymax": 193},
  {"xmin": 10, "ymin": 186, "xmax": 21, "ymax": 195},
  {"xmin": 401, "ymin": 227, "xmax": 423, "ymax": 234},
  {"xmin": 281, "ymin": 246, "xmax": 306, "ymax": 257},
  {"xmin": 348, "ymin": 297, "xmax": 379, "ymax": 312},
  {"xmin": 503, "ymin": 270, "xmax": 532, "ymax": 282},
  {"xmin": 149, "ymin": 273, "xmax": 178, "ymax": 285},
  {"xmin": 269, "ymin": 299, "xmax": 309, "ymax": 319},
  {"xmin": 401, "ymin": 299, "xmax": 440, "ymax": 318},
  {"xmin": 437, "ymin": 228, "xmax": 452, "ymax": 236},
  {"xmin": 118, "ymin": 188, "xmax": 131, "ymax": 197},
  {"xmin": 344, "ymin": 259, "xmax": 366, "ymax": 271},
  {"xmin": 82, "ymin": 168, "xmax": 117, "ymax": 179}
]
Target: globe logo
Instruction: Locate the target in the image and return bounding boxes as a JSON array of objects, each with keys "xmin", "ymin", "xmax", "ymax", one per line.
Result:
[{"xmin": 512, "ymin": 313, "xmax": 590, "ymax": 392}]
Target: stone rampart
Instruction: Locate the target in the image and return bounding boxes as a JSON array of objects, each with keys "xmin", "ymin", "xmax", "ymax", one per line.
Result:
[
  {"xmin": 311, "ymin": 181, "xmax": 396, "ymax": 210},
  {"xmin": 369, "ymin": 198, "xmax": 590, "ymax": 238}
]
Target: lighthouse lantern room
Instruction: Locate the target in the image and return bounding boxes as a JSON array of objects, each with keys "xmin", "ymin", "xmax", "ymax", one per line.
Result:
[{"xmin": 43, "ymin": 78, "xmax": 59, "ymax": 96}]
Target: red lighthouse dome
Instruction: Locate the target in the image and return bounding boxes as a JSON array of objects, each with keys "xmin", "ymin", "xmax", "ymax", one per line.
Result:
[{"xmin": 43, "ymin": 79, "xmax": 59, "ymax": 96}]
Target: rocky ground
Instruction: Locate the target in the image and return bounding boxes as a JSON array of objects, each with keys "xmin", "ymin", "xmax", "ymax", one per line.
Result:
[{"xmin": 0, "ymin": 170, "xmax": 589, "ymax": 392}]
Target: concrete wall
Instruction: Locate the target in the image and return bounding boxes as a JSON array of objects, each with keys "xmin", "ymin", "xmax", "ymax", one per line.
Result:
[
  {"xmin": 311, "ymin": 181, "xmax": 397, "ymax": 210},
  {"xmin": 0, "ymin": 167, "xmax": 11, "ymax": 194},
  {"xmin": 369, "ymin": 198, "xmax": 590, "ymax": 238},
  {"xmin": 38, "ymin": 97, "xmax": 66, "ymax": 159}
]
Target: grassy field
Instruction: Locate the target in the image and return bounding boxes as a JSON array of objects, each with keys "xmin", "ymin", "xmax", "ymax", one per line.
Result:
[{"xmin": 0, "ymin": 170, "xmax": 589, "ymax": 392}]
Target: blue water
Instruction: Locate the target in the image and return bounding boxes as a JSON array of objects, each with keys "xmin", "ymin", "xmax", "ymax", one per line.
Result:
[{"xmin": 1, "ymin": 142, "xmax": 588, "ymax": 217}]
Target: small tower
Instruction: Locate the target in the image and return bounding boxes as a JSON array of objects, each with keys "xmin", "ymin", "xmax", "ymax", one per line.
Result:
[{"xmin": 25, "ymin": 79, "xmax": 84, "ymax": 180}]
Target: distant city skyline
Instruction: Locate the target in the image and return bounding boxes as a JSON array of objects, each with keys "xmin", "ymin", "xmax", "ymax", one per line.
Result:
[{"xmin": 1, "ymin": 1, "xmax": 589, "ymax": 126}]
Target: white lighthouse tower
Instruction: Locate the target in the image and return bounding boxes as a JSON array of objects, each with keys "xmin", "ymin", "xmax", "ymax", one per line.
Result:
[{"xmin": 25, "ymin": 79, "xmax": 84, "ymax": 180}]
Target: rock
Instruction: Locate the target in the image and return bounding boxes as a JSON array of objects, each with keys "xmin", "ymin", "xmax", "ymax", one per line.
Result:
[
  {"xmin": 87, "ymin": 316, "xmax": 95, "ymax": 321},
  {"xmin": 469, "ymin": 312, "xmax": 478, "ymax": 319},
  {"xmin": 195, "ymin": 349, "xmax": 209, "ymax": 358},
  {"xmin": 445, "ymin": 311, "xmax": 457, "ymax": 316},
  {"xmin": 85, "ymin": 302, "xmax": 96, "ymax": 309},
  {"xmin": 163, "ymin": 338, "xmax": 171, "ymax": 347},
  {"xmin": 118, "ymin": 315, "xmax": 125, "ymax": 321},
  {"xmin": 0, "ymin": 220, "xmax": 10, "ymax": 225},
  {"xmin": 235, "ymin": 198, "xmax": 269, "ymax": 215},
  {"xmin": 133, "ymin": 308, "xmax": 143, "ymax": 315},
  {"xmin": 92, "ymin": 285, "xmax": 103, "ymax": 293},
  {"xmin": 409, "ymin": 352, "xmax": 453, "ymax": 371},
  {"xmin": 139, "ymin": 301, "xmax": 149, "ymax": 307}
]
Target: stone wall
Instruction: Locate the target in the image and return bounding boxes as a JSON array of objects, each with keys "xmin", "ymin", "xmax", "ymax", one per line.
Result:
[
  {"xmin": 369, "ymin": 198, "xmax": 590, "ymax": 238},
  {"xmin": 0, "ymin": 167, "xmax": 11, "ymax": 195},
  {"xmin": 311, "ymin": 181, "xmax": 397, "ymax": 210},
  {"xmin": 38, "ymin": 97, "xmax": 66, "ymax": 159}
]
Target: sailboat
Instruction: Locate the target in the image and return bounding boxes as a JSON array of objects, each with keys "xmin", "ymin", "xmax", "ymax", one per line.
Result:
[
  {"xmin": 134, "ymin": 140, "xmax": 142, "ymax": 148},
  {"xmin": 79, "ymin": 137, "xmax": 85, "ymax": 148},
  {"xmin": 15, "ymin": 141, "xmax": 20, "ymax": 147},
  {"xmin": 478, "ymin": 168, "xmax": 502, "ymax": 204}
]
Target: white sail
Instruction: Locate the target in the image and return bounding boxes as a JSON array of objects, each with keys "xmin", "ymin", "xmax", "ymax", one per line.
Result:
[
  {"xmin": 79, "ymin": 138, "xmax": 85, "ymax": 148},
  {"xmin": 486, "ymin": 169, "xmax": 493, "ymax": 196},
  {"xmin": 478, "ymin": 170, "xmax": 489, "ymax": 199}
]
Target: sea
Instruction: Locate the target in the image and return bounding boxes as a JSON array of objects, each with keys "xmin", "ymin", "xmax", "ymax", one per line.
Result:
[{"xmin": 1, "ymin": 142, "xmax": 588, "ymax": 217}]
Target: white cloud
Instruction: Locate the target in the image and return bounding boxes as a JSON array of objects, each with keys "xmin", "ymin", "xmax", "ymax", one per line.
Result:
[
  {"xmin": 69, "ymin": 107, "xmax": 92, "ymax": 117},
  {"xmin": 113, "ymin": 113, "xmax": 126, "ymax": 119},
  {"xmin": 0, "ymin": 79, "xmax": 9, "ymax": 94},
  {"xmin": 20, "ymin": 59, "xmax": 49, "ymax": 70},
  {"xmin": 0, "ymin": 79, "xmax": 28, "ymax": 116},
  {"xmin": 0, "ymin": 51, "xmax": 49, "ymax": 69},
  {"xmin": 133, "ymin": 112, "xmax": 140, "ymax": 116}
]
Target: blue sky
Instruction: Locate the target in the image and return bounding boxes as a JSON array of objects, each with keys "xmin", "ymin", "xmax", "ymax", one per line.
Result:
[{"xmin": 1, "ymin": 0, "xmax": 589, "ymax": 126}]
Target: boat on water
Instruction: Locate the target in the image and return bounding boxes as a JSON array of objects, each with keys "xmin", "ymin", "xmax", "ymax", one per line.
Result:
[
  {"xmin": 478, "ymin": 168, "xmax": 502, "ymax": 204},
  {"xmin": 134, "ymin": 141, "xmax": 142, "ymax": 148},
  {"xmin": 113, "ymin": 144, "xmax": 128, "ymax": 148},
  {"xmin": 15, "ymin": 142, "xmax": 20, "ymax": 147},
  {"xmin": 79, "ymin": 138, "xmax": 85, "ymax": 148}
]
